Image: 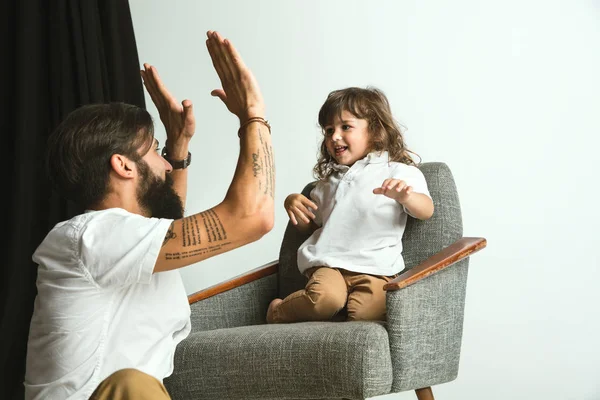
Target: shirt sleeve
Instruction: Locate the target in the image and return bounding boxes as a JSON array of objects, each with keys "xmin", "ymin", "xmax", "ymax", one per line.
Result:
[
  {"xmin": 392, "ymin": 164, "xmax": 432, "ymax": 216},
  {"xmin": 77, "ymin": 210, "xmax": 174, "ymax": 288},
  {"xmin": 309, "ymin": 182, "xmax": 324, "ymax": 227}
]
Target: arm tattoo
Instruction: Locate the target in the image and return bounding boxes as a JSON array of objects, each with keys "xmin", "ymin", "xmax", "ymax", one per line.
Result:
[
  {"xmin": 258, "ymin": 128, "xmax": 275, "ymax": 198},
  {"xmin": 163, "ymin": 210, "xmax": 230, "ymax": 261},
  {"xmin": 165, "ymin": 242, "xmax": 232, "ymax": 260},
  {"xmin": 179, "ymin": 210, "xmax": 228, "ymax": 248},
  {"xmin": 162, "ymin": 222, "xmax": 177, "ymax": 247},
  {"xmin": 200, "ymin": 209, "xmax": 227, "ymax": 243},
  {"xmin": 252, "ymin": 152, "xmax": 262, "ymax": 178},
  {"xmin": 181, "ymin": 215, "xmax": 202, "ymax": 247}
]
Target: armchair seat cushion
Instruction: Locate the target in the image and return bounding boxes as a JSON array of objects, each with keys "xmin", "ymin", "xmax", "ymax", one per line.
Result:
[{"xmin": 165, "ymin": 321, "xmax": 393, "ymax": 400}]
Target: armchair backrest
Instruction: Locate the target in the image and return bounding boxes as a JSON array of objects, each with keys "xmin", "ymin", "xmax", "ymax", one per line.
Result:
[{"xmin": 277, "ymin": 162, "xmax": 463, "ymax": 298}]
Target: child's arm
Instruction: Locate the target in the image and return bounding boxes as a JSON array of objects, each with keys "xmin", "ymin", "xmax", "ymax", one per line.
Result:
[
  {"xmin": 284, "ymin": 193, "xmax": 320, "ymax": 233},
  {"xmin": 373, "ymin": 179, "xmax": 434, "ymax": 220}
]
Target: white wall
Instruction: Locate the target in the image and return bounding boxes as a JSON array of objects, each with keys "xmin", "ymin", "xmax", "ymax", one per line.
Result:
[{"xmin": 129, "ymin": 1, "xmax": 600, "ymax": 399}]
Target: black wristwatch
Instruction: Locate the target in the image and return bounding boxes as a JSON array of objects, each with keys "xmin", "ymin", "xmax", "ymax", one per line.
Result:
[{"xmin": 162, "ymin": 147, "xmax": 192, "ymax": 170}]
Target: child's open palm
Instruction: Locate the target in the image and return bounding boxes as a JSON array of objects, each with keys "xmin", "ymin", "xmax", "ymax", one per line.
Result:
[
  {"xmin": 373, "ymin": 179, "xmax": 413, "ymax": 204},
  {"xmin": 284, "ymin": 193, "xmax": 318, "ymax": 225}
]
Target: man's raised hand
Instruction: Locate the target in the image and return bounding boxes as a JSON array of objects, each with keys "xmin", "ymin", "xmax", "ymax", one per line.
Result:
[
  {"xmin": 141, "ymin": 64, "xmax": 195, "ymax": 153},
  {"xmin": 205, "ymin": 31, "xmax": 265, "ymax": 122}
]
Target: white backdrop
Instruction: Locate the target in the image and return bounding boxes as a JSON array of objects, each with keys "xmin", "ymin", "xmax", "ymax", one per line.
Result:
[{"xmin": 129, "ymin": 1, "xmax": 600, "ymax": 399}]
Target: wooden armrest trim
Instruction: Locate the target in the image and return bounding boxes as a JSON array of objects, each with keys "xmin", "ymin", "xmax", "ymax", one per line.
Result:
[
  {"xmin": 187, "ymin": 261, "xmax": 279, "ymax": 304},
  {"xmin": 383, "ymin": 237, "xmax": 487, "ymax": 291}
]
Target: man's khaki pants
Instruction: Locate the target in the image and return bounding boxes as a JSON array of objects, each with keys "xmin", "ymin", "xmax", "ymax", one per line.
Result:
[
  {"xmin": 271, "ymin": 267, "xmax": 395, "ymax": 323},
  {"xmin": 90, "ymin": 369, "xmax": 171, "ymax": 400}
]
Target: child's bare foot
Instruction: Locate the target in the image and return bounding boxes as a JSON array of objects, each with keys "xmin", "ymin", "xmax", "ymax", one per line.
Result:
[{"xmin": 266, "ymin": 298, "xmax": 283, "ymax": 323}]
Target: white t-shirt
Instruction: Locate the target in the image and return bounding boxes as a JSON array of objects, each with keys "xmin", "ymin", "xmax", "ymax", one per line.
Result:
[
  {"xmin": 297, "ymin": 151, "xmax": 431, "ymax": 276},
  {"xmin": 24, "ymin": 208, "xmax": 191, "ymax": 400}
]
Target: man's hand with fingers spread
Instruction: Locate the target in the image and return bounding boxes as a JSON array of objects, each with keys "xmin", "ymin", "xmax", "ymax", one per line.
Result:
[
  {"xmin": 284, "ymin": 193, "xmax": 319, "ymax": 233},
  {"xmin": 140, "ymin": 64, "xmax": 195, "ymax": 157},
  {"xmin": 373, "ymin": 179, "xmax": 413, "ymax": 204}
]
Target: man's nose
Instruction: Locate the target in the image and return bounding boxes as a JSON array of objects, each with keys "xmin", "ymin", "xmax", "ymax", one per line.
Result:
[{"xmin": 164, "ymin": 158, "xmax": 173, "ymax": 173}]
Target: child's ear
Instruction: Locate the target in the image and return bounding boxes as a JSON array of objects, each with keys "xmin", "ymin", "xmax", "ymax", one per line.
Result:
[
  {"xmin": 369, "ymin": 122, "xmax": 386, "ymax": 144},
  {"xmin": 110, "ymin": 154, "xmax": 136, "ymax": 179}
]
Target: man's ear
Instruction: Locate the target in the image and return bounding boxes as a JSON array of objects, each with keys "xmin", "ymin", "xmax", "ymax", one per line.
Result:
[{"xmin": 110, "ymin": 154, "xmax": 136, "ymax": 179}]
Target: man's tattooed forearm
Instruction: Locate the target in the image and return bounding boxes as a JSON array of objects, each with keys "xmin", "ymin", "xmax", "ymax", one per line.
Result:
[
  {"xmin": 266, "ymin": 141, "xmax": 274, "ymax": 197},
  {"xmin": 258, "ymin": 129, "xmax": 275, "ymax": 198},
  {"xmin": 165, "ymin": 242, "xmax": 232, "ymax": 260},
  {"xmin": 252, "ymin": 151, "xmax": 262, "ymax": 178},
  {"xmin": 162, "ymin": 222, "xmax": 177, "ymax": 247}
]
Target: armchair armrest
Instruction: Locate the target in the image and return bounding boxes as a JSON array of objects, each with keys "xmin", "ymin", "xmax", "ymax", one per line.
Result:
[
  {"xmin": 188, "ymin": 261, "xmax": 279, "ymax": 304},
  {"xmin": 384, "ymin": 237, "xmax": 486, "ymax": 291}
]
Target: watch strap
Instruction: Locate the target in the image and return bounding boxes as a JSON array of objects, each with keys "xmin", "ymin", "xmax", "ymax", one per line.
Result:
[{"xmin": 161, "ymin": 147, "xmax": 191, "ymax": 169}]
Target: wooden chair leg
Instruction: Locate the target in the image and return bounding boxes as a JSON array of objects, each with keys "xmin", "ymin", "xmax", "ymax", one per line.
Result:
[{"xmin": 415, "ymin": 386, "xmax": 434, "ymax": 400}]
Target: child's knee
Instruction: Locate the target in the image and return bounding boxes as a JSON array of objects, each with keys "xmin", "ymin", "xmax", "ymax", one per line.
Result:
[
  {"xmin": 306, "ymin": 288, "xmax": 347, "ymax": 318},
  {"xmin": 90, "ymin": 369, "xmax": 171, "ymax": 399},
  {"xmin": 346, "ymin": 293, "xmax": 387, "ymax": 321},
  {"xmin": 101, "ymin": 368, "xmax": 150, "ymax": 388}
]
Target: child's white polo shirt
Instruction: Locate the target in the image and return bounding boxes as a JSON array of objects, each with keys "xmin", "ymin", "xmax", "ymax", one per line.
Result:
[{"xmin": 298, "ymin": 151, "xmax": 431, "ymax": 277}]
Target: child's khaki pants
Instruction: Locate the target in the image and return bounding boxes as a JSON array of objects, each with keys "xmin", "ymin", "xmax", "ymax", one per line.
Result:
[
  {"xmin": 271, "ymin": 267, "xmax": 395, "ymax": 323},
  {"xmin": 90, "ymin": 369, "xmax": 171, "ymax": 400}
]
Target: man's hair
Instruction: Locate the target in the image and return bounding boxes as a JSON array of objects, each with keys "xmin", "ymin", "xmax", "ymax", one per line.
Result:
[
  {"xmin": 314, "ymin": 87, "xmax": 418, "ymax": 179},
  {"xmin": 46, "ymin": 102, "xmax": 154, "ymax": 208}
]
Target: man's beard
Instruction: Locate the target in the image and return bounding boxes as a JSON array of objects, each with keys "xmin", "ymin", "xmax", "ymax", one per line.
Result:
[{"xmin": 136, "ymin": 160, "xmax": 184, "ymax": 220}]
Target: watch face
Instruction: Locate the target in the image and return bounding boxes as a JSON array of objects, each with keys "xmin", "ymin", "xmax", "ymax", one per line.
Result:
[{"xmin": 162, "ymin": 147, "xmax": 191, "ymax": 169}]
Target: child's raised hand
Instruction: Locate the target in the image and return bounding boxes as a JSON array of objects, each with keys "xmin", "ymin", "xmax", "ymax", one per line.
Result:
[
  {"xmin": 373, "ymin": 179, "xmax": 413, "ymax": 204},
  {"xmin": 284, "ymin": 194, "xmax": 318, "ymax": 225}
]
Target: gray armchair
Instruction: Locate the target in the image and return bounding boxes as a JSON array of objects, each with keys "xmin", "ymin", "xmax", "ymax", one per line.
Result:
[{"xmin": 164, "ymin": 162, "xmax": 486, "ymax": 400}]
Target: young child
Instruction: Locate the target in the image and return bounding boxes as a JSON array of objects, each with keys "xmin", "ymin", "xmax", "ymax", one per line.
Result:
[{"xmin": 266, "ymin": 87, "xmax": 434, "ymax": 323}]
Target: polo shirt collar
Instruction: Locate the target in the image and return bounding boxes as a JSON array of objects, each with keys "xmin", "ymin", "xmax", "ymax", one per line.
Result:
[{"xmin": 331, "ymin": 151, "xmax": 389, "ymax": 172}]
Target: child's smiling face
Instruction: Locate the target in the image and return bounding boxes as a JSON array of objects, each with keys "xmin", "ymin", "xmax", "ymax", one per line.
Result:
[{"xmin": 324, "ymin": 110, "xmax": 371, "ymax": 167}]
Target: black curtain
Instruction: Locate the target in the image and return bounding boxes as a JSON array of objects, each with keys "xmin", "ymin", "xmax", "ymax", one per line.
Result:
[{"xmin": 1, "ymin": 1, "xmax": 145, "ymax": 398}]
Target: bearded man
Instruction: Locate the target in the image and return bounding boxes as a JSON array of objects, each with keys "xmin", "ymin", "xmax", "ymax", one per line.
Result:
[{"xmin": 24, "ymin": 31, "xmax": 275, "ymax": 400}]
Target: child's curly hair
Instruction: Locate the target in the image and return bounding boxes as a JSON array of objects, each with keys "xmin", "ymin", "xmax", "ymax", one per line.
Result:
[{"xmin": 314, "ymin": 87, "xmax": 419, "ymax": 179}]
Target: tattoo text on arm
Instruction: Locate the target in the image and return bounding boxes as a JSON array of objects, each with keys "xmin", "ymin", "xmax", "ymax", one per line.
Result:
[
  {"xmin": 163, "ymin": 209, "xmax": 230, "ymax": 260},
  {"xmin": 165, "ymin": 242, "xmax": 232, "ymax": 260},
  {"xmin": 179, "ymin": 210, "xmax": 228, "ymax": 248},
  {"xmin": 257, "ymin": 128, "xmax": 275, "ymax": 198}
]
